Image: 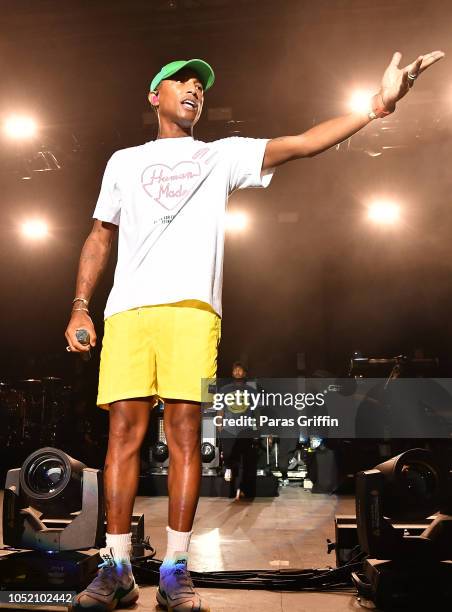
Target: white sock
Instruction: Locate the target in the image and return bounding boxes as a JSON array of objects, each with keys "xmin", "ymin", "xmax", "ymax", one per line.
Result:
[
  {"xmin": 164, "ymin": 526, "xmax": 192, "ymax": 561},
  {"xmin": 105, "ymin": 532, "xmax": 132, "ymax": 566}
]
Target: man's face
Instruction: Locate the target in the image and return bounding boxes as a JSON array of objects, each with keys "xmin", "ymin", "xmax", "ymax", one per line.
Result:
[
  {"xmin": 232, "ymin": 365, "xmax": 246, "ymax": 380},
  {"xmin": 150, "ymin": 68, "xmax": 204, "ymax": 128}
]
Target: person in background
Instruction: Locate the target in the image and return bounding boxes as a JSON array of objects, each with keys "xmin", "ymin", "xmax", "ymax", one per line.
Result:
[{"xmin": 220, "ymin": 362, "xmax": 259, "ymax": 500}]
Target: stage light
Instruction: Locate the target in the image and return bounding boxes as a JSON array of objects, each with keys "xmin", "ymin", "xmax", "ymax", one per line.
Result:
[
  {"xmin": 3, "ymin": 447, "xmax": 103, "ymax": 551},
  {"xmin": 348, "ymin": 89, "xmax": 374, "ymax": 114},
  {"xmin": 360, "ymin": 448, "xmax": 443, "ymax": 524},
  {"xmin": 367, "ymin": 200, "xmax": 400, "ymax": 225},
  {"xmin": 353, "ymin": 448, "xmax": 452, "ymax": 608},
  {"xmin": 152, "ymin": 441, "xmax": 169, "ymax": 463},
  {"xmin": 201, "ymin": 442, "xmax": 216, "ymax": 464},
  {"xmin": 309, "ymin": 436, "xmax": 324, "ymax": 450},
  {"xmin": 226, "ymin": 210, "xmax": 248, "ymax": 232},
  {"xmin": 19, "ymin": 447, "xmax": 86, "ymax": 517},
  {"xmin": 21, "ymin": 219, "xmax": 49, "ymax": 240},
  {"xmin": 3, "ymin": 115, "xmax": 37, "ymax": 139}
]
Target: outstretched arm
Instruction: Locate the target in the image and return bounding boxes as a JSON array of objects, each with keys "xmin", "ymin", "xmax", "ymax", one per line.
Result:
[{"xmin": 262, "ymin": 50, "xmax": 444, "ymax": 170}]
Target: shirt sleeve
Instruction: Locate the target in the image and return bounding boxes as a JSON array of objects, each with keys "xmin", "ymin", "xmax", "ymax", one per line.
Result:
[
  {"xmin": 225, "ymin": 137, "xmax": 275, "ymax": 193},
  {"xmin": 92, "ymin": 153, "xmax": 122, "ymax": 225}
]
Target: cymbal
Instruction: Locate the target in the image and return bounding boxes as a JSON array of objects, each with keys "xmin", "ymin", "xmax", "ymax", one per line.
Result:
[{"xmin": 17, "ymin": 379, "xmax": 43, "ymax": 392}]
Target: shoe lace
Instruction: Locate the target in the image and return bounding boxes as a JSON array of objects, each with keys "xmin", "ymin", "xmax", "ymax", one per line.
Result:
[
  {"xmin": 86, "ymin": 554, "xmax": 117, "ymax": 591},
  {"xmin": 172, "ymin": 560, "xmax": 194, "ymax": 589},
  {"xmin": 97, "ymin": 555, "xmax": 114, "ymax": 569},
  {"xmin": 98, "ymin": 553, "xmax": 115, "ymax": 570}
]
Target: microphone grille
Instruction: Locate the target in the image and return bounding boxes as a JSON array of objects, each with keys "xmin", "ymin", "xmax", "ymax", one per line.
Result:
[{"xmin": 75, "ymin": 328, "xmax": 90, "ymax": 346}]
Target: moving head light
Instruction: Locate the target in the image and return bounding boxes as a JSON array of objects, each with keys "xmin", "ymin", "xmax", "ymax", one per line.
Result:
[
  {"xmin": 353, "ymin": 448, "xmax": 452, "ymax": 609},
  {"xmin": 19, "ymin": 447, "xmax": 86, "ymax": 517},
  {"xmin": 201, "ymin": 442, "xmax": 216, "ymax": 464},
  {"xmin": 356, "ymin": 448, "xmax": 449, "ymax": 559},
  {"xmin": 152, "ymin": 441, "xmax": 169, "ymax": 463},
  {"xmin": 3, "ymin": 447, "xmax": 104, "ymax": 552}
]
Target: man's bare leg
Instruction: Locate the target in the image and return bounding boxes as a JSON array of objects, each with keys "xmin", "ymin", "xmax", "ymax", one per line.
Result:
[
  {"xmin": 105, "ymin": 397, "xmax": 155, "ymax": 533},
  {"xmin": 163, "ymin": 400, "xmax": 202, "ymax": 532},
  {"xmin": 156, "ymin": 400, "xmax": 207, "ymax": 610},
  {"xmin": 73, "ymin": 398, "xmax": 153, "ymax": 610}
]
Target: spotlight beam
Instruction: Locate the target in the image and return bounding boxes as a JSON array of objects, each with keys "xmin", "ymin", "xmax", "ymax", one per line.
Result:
[
  {"xmin": 348, "ymin": 89, "xmax": 375, "ymax": 114},
  {"xmin": 4, "ymin": 115, "xmax": 37, "ymax": 140},
  {"xmin": 21, "ymin": 219, "xmax": 49, "ymax": 240},
  {"xmin": 225, "ymin": 210, "xmax": 249, "ymax": 232},
  {"xmin": 367, "ymin": 200, "xmax": 401, "ymax": 225}
]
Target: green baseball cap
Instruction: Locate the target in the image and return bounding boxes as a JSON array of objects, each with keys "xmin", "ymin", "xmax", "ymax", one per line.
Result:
[{"xmin": 150, "ymin": 59, "xmax": 215, "ymax": 92}]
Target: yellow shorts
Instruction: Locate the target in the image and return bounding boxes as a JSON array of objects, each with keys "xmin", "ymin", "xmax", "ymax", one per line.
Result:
[{"xmin": 97, "ymin": 300, "xmax": 221, "ymax": 408}]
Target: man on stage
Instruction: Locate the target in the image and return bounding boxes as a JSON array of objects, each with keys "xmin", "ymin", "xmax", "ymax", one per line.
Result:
[{"xmin": 65, "ymin": 50, "xmax": 443, "ymax": 611}]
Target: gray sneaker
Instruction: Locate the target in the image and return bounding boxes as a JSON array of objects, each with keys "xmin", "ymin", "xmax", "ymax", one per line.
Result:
[
  {"xmin": 73, "ymin": 547, "xmax": 139, "ymax": 611},
  {"xmin": 157, "ymin": 553, "xmax": 209, "ymax": 612}
]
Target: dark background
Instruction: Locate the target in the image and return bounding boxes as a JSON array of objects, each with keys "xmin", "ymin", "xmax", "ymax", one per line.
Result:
[{"xmin": 1, "ymin": 0, "xmax": 452, "ymax": 396}]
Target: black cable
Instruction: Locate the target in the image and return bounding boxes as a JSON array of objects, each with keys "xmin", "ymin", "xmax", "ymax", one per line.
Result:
[
  {"xmin": 131, "ymin": 535, "xmax": 156, "ymax": 561},
  {"xmin": 131, "ymin": 556, "xmax": 365, "ymax": 591},
  {"xmin": 1, "ymin": 543, "xmax": 364, "ymax": 592}
]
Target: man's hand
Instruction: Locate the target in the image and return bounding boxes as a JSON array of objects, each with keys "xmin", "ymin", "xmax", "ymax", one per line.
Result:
[
  {"xmin": 65, "ymin": 311, "xmax": 97, "ymax": 353},
  {"xmin": 262, "ymin": 49, "xmax": 445, "ymax": 170},
  {"xmin": 380, "ymin": 50, "xmax": 445, "ymax": 110}
]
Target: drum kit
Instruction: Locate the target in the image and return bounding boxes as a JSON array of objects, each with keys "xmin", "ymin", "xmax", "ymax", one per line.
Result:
[{"xmin": 0, "ymin": 377, "xmax": 72, "ymax": 448}]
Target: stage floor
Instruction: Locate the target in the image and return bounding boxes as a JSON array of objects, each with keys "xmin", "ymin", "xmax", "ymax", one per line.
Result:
[{"xmin": 0, "ymin": 487, "xmax": 357, "ymax": 611}]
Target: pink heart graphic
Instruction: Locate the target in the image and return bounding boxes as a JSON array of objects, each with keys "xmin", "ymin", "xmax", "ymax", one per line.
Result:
[{"xmin": 141, "ymin": 161, "xmax": 201, "ymax": 210}]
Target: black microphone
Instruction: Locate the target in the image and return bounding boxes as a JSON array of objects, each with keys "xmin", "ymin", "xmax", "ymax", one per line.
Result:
[{"xmin": 75, "ymin": 328, "xmax": 91, "ymax": 362}]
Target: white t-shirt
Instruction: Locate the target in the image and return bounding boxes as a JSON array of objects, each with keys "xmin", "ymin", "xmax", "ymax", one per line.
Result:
[{"xmin": 93, "ymin": 136, "xmax": 274, "ymax": 319}]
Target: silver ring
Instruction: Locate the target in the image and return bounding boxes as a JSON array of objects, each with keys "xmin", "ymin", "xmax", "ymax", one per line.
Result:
[
  {"xmin": 407, "ymin": 72, "xmax": 418, "ymax": 81},
  {"xmin": 66, "ymin": 346, "xmax": 72, "ymax": 352}
]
